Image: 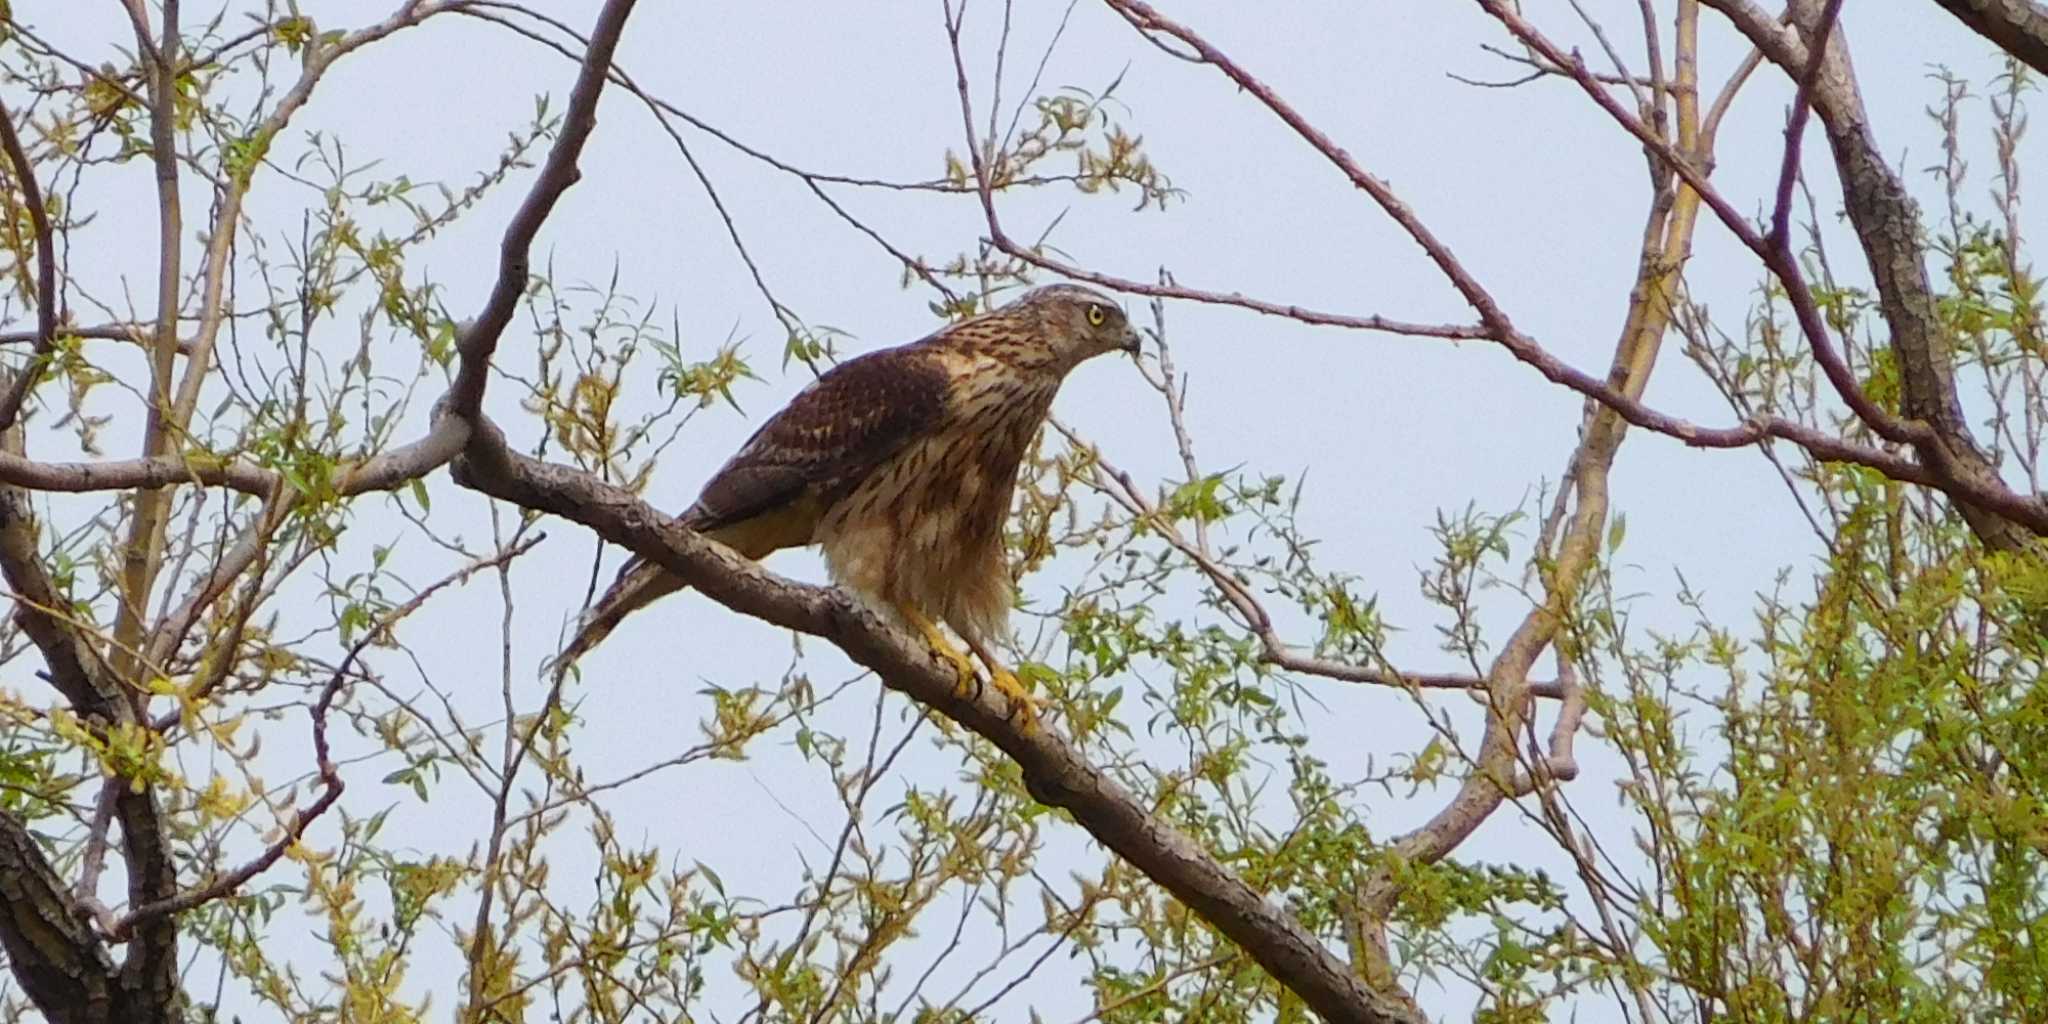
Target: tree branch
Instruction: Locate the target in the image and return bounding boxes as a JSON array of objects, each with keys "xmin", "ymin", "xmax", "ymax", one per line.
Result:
[
  {"xmin": 0, "ymin": 432, "xmax": 179, "ymax": 1019},
  {"xmin": 113, "ymin": 0, "xmax": 185, "ymax": 690},
  {"xmin": 0, "ymin": 94, "xmax": 57, "ymax": 432},
  {"xmin": 953, "ymin": 0, "xmax": 2002, "ymax": 525},
  {"xmin": 444, "ymin": 0, "xmax": 641, "ymax": 421},
  {"xmin": 1929, "ymin": 0, "xmax": 2048, "ymax": 75},
  {"xmin": 0, "ymin": 467, "xmax": 127, "ymax": 721},
  {"xmin": 1494, "ymin": 0, "xmax": 2048, "ymax": 542},
  {"xmin": 0, "ymin": 323, "xmax": 195, "ymax": 354},
  {"xmin": 1704, "ymin": 0, "xmax": 2046, "ymax": 551},
  {"xmin": 1767, "ymin": 0, "xmax": 1845, "ymax": 249},
  {"xmin": 0, "ymin": 810, "xmax": 118, "ymax": 1024},
  {"xmin": 110, "ymin": 536, "xmax": 540, "ymax": 940},
  {"xmin": 0, "ymin": 449, "xmax": 278, "ymax": 496},
  {"xmin": 447, "ymin": 419, "xmax": 1424, "ymax": 1024}
]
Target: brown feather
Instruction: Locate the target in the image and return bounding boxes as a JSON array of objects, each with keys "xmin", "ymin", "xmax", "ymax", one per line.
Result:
[
  {"xmin": 556, "ymin": 284, "xmax": 1134, "ymax": 669},
  {"xmin": 554, "ymin": 346, "xmax": 947, "ymax": 670},
  {"xmin": 688, "ymin": 346, "xmax": 949, "ymax": 530}
]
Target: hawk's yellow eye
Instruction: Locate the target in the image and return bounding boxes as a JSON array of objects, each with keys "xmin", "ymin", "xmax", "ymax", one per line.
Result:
[{"xmin": 1086, "ymin": 304, "xmax": 1107, "ymax": 326}]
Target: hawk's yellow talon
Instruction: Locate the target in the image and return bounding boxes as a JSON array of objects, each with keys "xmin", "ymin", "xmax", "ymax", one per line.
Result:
[
  {"xmin": 903, "ymin": 607, "xmax": 1043, "ymax": 735},
  {"xmin": 988, "ymin": 668, "xmax": 1042, "ymax": 735},
  {"xmin": 963, "ymin": 634, "xmax": 1042, "ymax": 736},
  {"xmin": 903, "ymin": 606, "xmax": 980, "ymax": 699},
  {"xmin": 940, "ymin": 646, "xmax": 979, "ymax": 700}
]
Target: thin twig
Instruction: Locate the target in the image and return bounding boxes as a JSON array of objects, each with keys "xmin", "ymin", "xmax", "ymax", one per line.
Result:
[
  {"xmin": 1767, "ymin": 0, "xmax": 1845, "ymax": 247},
  {"xmin": 446, "ymin": 0, "xmax": 644, "ymax": 421},
  {"xmin": 0, "ymin": 94, "xmax": 58, "ymax": 431},
  {"xmin": 108, "ymin": 536, "xmax": 543, "ymax": 940}
]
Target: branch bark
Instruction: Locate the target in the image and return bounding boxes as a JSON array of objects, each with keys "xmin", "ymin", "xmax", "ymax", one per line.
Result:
[
  {"xmin": 0, "ymin": 811, "xmax": 119, "ymax": 1024},
  {"xmin": 1929, "ymin": 0, "xmax": 2048, "ymax": 75},
  {"xmin": 0, "ymin": 434, "xmax": 179, "ymax": 1019},
  {"xmin": 444, "ymin": 0, "xmax": 639, "ymax": 421}
]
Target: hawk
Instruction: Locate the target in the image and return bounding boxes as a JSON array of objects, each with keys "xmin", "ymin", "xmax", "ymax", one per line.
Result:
[{"xmin": 560, "ymin": 284, "xmax": 1141, "ymax": 728}]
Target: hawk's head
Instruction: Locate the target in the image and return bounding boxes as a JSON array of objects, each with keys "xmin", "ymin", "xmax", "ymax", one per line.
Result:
[{"xmin": 1013, "ymin": 284, "xmax": 1142, "ymax": 367}]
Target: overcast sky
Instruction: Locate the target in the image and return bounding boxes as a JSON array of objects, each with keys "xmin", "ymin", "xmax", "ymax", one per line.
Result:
[{"xmin": 15, "ymin": 1, "xmax": 2040, "ymax": 1019}]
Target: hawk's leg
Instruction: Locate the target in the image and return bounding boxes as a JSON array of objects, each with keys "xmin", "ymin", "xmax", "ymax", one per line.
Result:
[
  {"xmin": 961, "ymin": 632, "xmax": 1042, "ymax": 735},
  {"xmin": 900, "ymin": 605, "xmax": 981, "ymax": 701}
]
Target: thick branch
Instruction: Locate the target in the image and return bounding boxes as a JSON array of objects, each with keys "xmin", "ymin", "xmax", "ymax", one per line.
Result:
[
  {"xmin": 448, "ymin": 421, "xmax": 1423, "ymax": 1024},
  {"xmin": 0, "ymin": 438, "xmax": 179, "ymax": 1018},
  {"xmin": 1930, "ymin": 0, "xmax": 2048, "ymax": 74},
  {"xmin": 0, "ymin": 410, "xmax": 466, "ymax": 502},
  {"xmin": 0, "ymin": 475, "xmax": 127, "ymax": 721},
  {"xmin": 0, "ymin": 449, "xmax": 277, "ymax": 495},
  {"xmin": 110, "ymin": 789, "xmax": 177, "ymax": 1012},
  {"xmin": 0, "ymin": 811, "xmax": 118, "ymax": 1024}
]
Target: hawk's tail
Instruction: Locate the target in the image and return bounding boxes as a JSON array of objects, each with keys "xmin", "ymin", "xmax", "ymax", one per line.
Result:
[
  {"xmin": 554, "ymin": 556, "xmax": 687, "ymax": 675},
  {"xmin": 552, "ymin": 508, "xmax": 813, "ymax": 674}
]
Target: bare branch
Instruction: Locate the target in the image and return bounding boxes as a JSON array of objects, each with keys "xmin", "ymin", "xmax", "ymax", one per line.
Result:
[
  {"xmin": 1929, "ymin": 0, "xmax": 2048, "ymax": 75},
  {"xmin": 0, "ymin": 323, "xmax": 192, "ymax": 354},
  {"xmin": 1092, "ymin": 1, "xmax": 1516, "ymax": 336},
  {"xmin": 1768, "ymin": 0, "xmax": 1844, "ymax": 248},
  {"xmin": 1703, "ymin": 0, "xmax": 2048, "ymax": 550},
  {"xmin": 957, "ymin": 0, "xmax": 2001, "ymax": 521},
  {"xmin": 0, "ymin": 810, "xmax": 119, "ymax": 1023},
  {"xmin": 113, "ymin": 0, "xmax": 187, "ymax": 689},
  {"xmin": 72, "ymin": 780, "xmax": 119, "ymax": 903},
  {"xmin": 0, "ymin": 95, "xmax": 57, "ymax": 431},
  {"xmin": 1699, "ymin": 44, "xmax": 1765, "ymax": 154},
  {"xmin": 445, "ymin": 0, "xmax": 642, "ymax": 421},
  {"xmin": 1512, "ymin": 652, "xmax": 1588, "ymax": 791},
  {"xmin": 1491, "ymin": 1, "xmax": 2048, "ymax": 539},
  {"xmin": 0, "ymin": 450, "xmax": 277, "ymax": 496}
]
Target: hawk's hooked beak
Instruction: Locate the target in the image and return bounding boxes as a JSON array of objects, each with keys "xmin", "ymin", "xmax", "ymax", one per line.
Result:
[{"xmin": 1120, "ymin": 326, "xmax": 1142, "ymax": 357}]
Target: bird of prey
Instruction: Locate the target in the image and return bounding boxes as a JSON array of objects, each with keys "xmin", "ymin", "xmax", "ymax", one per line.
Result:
[{"xmin": 559, "ymin": 284, "xmax": 1141, "ymax": 729}]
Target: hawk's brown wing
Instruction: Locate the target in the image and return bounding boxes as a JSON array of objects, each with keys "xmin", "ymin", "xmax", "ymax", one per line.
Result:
[
  {"xmin": 685, "ymin": 341, "xmax": 950, "ymax": 530},
  {"xmin": 555, "ymin": 342, "xmax": 950, "ymax": 671}
]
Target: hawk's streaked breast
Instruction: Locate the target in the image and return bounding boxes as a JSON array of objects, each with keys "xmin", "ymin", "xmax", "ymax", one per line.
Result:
[
  {"xmin": 559, "ymin": 283, "xmax": 1137, "ymax": 671},
  {"xmin": 818, "ymin": 348, "xmax": 1061, "ymax": 641}
]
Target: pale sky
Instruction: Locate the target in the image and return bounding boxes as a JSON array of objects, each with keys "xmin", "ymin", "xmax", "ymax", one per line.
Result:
[{"xmin": 12, "ymin": 1, "xmax": 2037, "ymax": 1020}]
